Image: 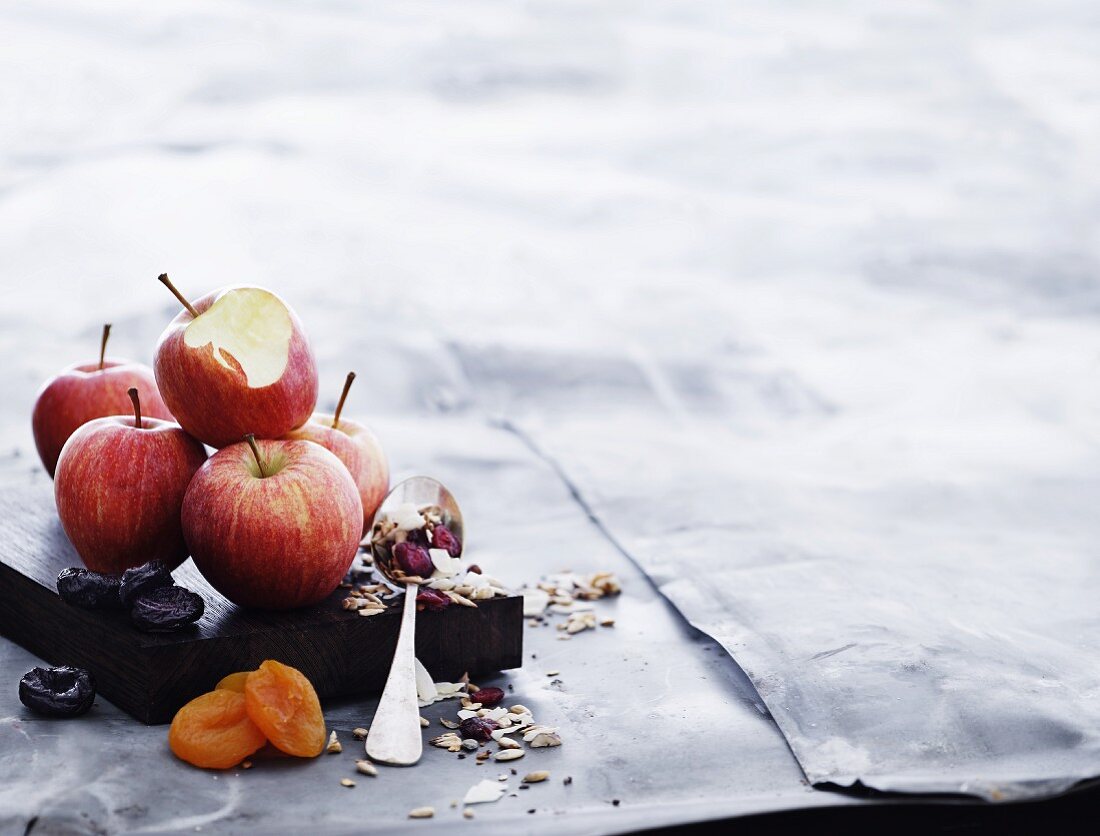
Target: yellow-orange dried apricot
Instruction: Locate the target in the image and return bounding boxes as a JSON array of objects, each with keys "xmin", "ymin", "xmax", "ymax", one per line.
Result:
[
  {"xmin": 244, "ymin": 660, "xmax": 325, "ymax": 758},
  {"xmin": 215, "ymin": 671, "xmax": 253, "ymax": 693},
  {"xmin": 169, "ymin": 690, "xmax": 267, "ymax": 770}
]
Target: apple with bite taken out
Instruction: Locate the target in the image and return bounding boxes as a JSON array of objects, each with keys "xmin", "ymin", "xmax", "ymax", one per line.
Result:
[
  {"xmin": 182, "ymin": 434, "xmax": 363, "ymax": 609},
  {"xmin": 54, "ymin": 387, "xmax": 208, "ymax": 574},
  {"xmin": 284, "ymin": 372, "xmax": 389, "ymax": 532},
  {"xmin": 32, "ymin": 324, "xmax": 173, "ymax": 477},
  {"xmin": 153, "ymin": 274, "xmax": 318, "ymax": 448}
]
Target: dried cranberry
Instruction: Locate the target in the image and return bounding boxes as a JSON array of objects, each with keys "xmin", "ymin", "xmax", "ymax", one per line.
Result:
[
  {"xmin": 416, "ymin": 588, "xmax": 451, "ymax": 612},
  {"xmin": 431, "ymin": 525, "xmax": 462, "ymax": 557},
  {"xmin": 131, "ymin": 586, "xmax": 204, "ymax": 632},
  {"xmin": 471, "ymin": 687, "xmax": 505, "ymax": 707},
  {"xmin": 19, "ymin": 666, "xmax": 96, "ymax": 717},
  {"xmin": 459, "ymin": 717, "xmax": 499, "ymax": 742},
  {"xmin": 56, "ymin": 567, "xmax": 123, "ymax": 609},
  {"xmin": 119, "ymin": 561, "xmax": 174, "ymax": 607},
  {"xmin": 405, "ymin": 528, "xmax": 430, "ymax": 547},
  {"xmin": 393, "ymin": 541, "xmax": 433, "ymax": 577}
]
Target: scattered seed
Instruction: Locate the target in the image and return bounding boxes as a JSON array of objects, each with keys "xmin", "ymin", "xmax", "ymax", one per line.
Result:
[
  {"xmin": 240, "ymin": 761, "xmax": 252, "ymax": 769},
  {"xmin": 340, "ymin": 779, "xmax": 355, "ymax": 788},
  {"xmin": 523, "ymin": 771, "xmax": 550, "ymax": 783},
  {"xmin": 419, "ymin": 716, "xmax": 430, "ymax": 727},
  {"xmin": 358, "ymin": 607, "xmax": 386, "ymax": 617},
  {"xmin": 600, "ymin": 618, "xmax": 615, "ymax": 627},
  {"xmin": 440, "ymin": 718, "xmax": 459, "ymax": 729},
  {"xmin": 564, "ymin": 776, "xmax": 573, "ymax": 785},
  {"xmin": 326, "ymin": 731, "xmax": 342, "ymax": 754},
  {"xmin": 529, "ymin": 732, "xmax": 563, "ymax": 748},
  {"xmin": 494, "ymin": 749, "xmax": 525, "ymax": 762},
  {"xmin": 498, "ymin": 737, "xmax": 522, "ymax": 750},
  {"xmin": 352, "ymin": 727, "xmax": 369, "ymax": 740},
  {"xmin": 497, "ymin": 774, "xmax": 508, "ymax": 782},
  {"xmin": 509, "ymin": 705, "xmax": 530, "ymax": 715},
  {"xmin": 408, "ymin": 807, "xmax": 434, "ymax": 819},
  {"xmin": 355, "ymin": 760, "xmax": 378, "ymax": 776},
  {"xmin": 545, "ymin": 671, "xmax": 559, "ymax": 677},
  {"xmin": 463, "ymin": 809, "xmax": 474, "ymax": 819},
  {"xmin": 461, "ymin": 739, "xmax": 479, "ymax": 751}
]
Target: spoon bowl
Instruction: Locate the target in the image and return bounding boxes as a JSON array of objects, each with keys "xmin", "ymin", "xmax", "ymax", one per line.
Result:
[{"xmin": 365, "ymin": 476, "xmax": 464, "ymax": 766}]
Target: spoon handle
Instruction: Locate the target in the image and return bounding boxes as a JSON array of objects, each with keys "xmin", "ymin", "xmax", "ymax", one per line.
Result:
[{"xmin": 365, "ymin": 583, "xmax": 423, "ymax": 765}]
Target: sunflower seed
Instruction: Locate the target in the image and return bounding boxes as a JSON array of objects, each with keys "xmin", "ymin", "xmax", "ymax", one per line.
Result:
[
  {"xmin": 494, "ymin": 749, "xmax": 525, "ymax": 762},
  {"xmin": 419, "ymin": 716, "xmax": 430, "ymax": 727},
  {"xmin": 408, "ymin": 807, "xmax": 434, "ymax": 819},
  {"xmin": 440, "ymin": 718, "xmax": 459, "ymax": 729},
  {"xmin": 340, "ymin": 779, "xmax": 355, "ymax": 788},
  {"xmin": 355, "ymin": 760, "xmax": 378, "ymax": 776},
  {"xmin": 523, "ymin": 771, "xmax": 550, "ymax": 783}
]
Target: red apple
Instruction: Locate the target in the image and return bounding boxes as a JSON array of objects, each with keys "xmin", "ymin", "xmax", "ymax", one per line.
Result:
[
  {"xmin": 182, "ymin": 435, "xmax": 363, "ymax": 609},
  {"xmin": 284, "ymin": 372, "xmax": 389, "ymax": 532},
  {"xmin": 32, "ymin": 324, "xmax": 173, "ymax": 477},
  {"xmin": 153, "ymin": 274, "xmax": 318, "ymax": 448},
  {"xmin": 54, "ymin": 388, "xmax": 208, "ymax": 574}
]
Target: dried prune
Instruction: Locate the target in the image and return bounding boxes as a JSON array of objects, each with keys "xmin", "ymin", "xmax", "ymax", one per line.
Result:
[
  {"xmin": 19, "ymin": 666, "xmax": 96, "ymax": 717},
  {"xmin": 459, "ymin": 716, "xmax": 499, "ymax": 742},
  {"xmin": 131, "ymin": 585, "xmax": 204, "ymax": 632},
  {"xmin": 56, "ymin": 567, "xmax": 122, "ymax": 609},
  {"xmin": 119, "ymin": 560, "xmax": 174, "ymax": 607},
  {"xmin": 416, "ymin": 588, "xmax": 451, "ymax": 612},
  {"xmin": 393, "ymin": 542, "xmax": 433, "ymax": 578},
  {"xmin": 471, "ymin": 687, "xmax": 505, "ymax": 707},
  {"xmin": 430, "ymin": 525, "xmax": 462, "ymax": 557}
]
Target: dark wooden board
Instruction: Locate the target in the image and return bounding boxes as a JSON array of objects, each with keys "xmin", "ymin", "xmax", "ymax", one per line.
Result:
[{"xmin": 0, "ymin": 479, "xmax": 522, "ymax": 724}]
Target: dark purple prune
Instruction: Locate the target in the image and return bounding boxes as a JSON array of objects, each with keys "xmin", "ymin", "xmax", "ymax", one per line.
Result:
[
  {"xmin": 393, "ymin": 541, "xmax": 433, "ymax": 578},
  {"xmin": 416, "ymin": 588, "xmax": 451, "ymax": 612},
  {"xmin": 130, "ymin": 585, "xmax": 204, "ymax": 632},
  {"xmin": 430, "ymin": 525, "xmax": 462, "ymax": 557},
  {"xmin": 459, "ymin": 716, "xmax": 499, "ymax": 742},
  {"xmin": 19, "ymin": 666, "xmax": 96, "ymax": 717},
  {"xmin": 56, "ymin": 567, "xmax": 122, "ymax": 609},
  {"xmin": 471, "ymin": 687, "xmax": 505, "ymax": 707},
  {"xmin": 119, "ymin": 561, "xmax": 174, "ymax": 608}
]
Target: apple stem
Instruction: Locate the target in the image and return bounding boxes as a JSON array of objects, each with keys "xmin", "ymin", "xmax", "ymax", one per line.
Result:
[
  {"xmin": 158, "ymin": 273, "xmax": 199, "ymax": 318},
  {"xmin": 99, "ymin": 323, "xmax": 111, "ymax": 370},
  {"xmin": 127, "ymin": 387, "xmax": 142, "ymax": 429},
  {"xmin": 332, "ymin": 371, "xmax": 356, "ymax": 428},
  {"xmin": 244, "ymin": 433, "xmax": 268, "ymax": 478}
]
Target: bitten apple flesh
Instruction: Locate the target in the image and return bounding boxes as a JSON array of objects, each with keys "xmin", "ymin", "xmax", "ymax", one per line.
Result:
[
  {"xmin": 33, "ymin": 360, "xmax": 171, "ymax": 477},
  {"xmin": 54, "ymin": 416, "xmax": 208, "ymax": 574},
  {"xmin": 154, "ymin": 286, "xmax": 318, "ymax": 448},
  {"xmin": 182, "ymin": 438, "xmax": 363, "ymax": 610},
  {"xmin": 285, "ymin": 414, "xmax": 389, "ymax": 532}
]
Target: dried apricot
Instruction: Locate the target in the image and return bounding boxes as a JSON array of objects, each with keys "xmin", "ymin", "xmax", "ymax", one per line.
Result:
[
  {"xmin": 169, "ymin": 690, "xmax": 266, "ymax": 769},
  {"xmin": 244, "ymin": 660, "xmax": 325, "ymax": 757},
  {"xmin": 215, "ymin": 671, "xmax": 253, "ymax": 693}
]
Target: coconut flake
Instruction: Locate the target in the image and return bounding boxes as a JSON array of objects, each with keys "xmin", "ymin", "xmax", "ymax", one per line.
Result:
[
  {"xmin": 522, "ymin": 588, "xmax": 550, "ymax": 617},
  {"xmin": 463, "ymin": 779, "xmax": 507, "ymax": 805},
  {"xmin": 392, "ymin": 503, "xmax": 425, "ymax": 531},
  {"xmin": 429, "ymin": 549, "xmax": 461, "ymax": 576}
]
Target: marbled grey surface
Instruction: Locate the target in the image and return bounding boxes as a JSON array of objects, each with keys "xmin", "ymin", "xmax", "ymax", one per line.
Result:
[{"xmin": 2, "ymin": 0, "xmax": 1100, "ymax": 830}]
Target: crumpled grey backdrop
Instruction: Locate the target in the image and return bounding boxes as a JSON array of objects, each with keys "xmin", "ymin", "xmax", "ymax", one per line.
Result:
[{"xmin": 3, "ymin": 0, "xmax": 1100, "ymax": 809}]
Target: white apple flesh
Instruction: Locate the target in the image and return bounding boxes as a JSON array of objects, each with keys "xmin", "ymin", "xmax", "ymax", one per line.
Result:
[
  {"xmin": 153, "ymin": 279, "xmax": 318, "ymax": 448},
  {"xmin": 182, "ymin": 437, "xmax": 363, "ymax": 610}
]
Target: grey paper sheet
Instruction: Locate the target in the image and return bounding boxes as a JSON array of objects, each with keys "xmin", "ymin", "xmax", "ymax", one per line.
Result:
[{"xmin": 461, "ymin": 348, "xmax": 1100, "ymax": 801}]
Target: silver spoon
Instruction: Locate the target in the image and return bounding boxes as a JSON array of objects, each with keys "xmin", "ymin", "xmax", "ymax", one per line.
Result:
[{"xmin": 365, "ymin": 476, "xmax": 464, "ymax": 766}]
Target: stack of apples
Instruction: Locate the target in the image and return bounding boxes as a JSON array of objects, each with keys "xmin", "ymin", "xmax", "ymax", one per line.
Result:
[{"xmin": 34, "ymin": 277, "xmax": 389, "ymax": 610}]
